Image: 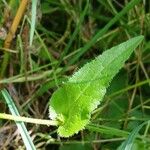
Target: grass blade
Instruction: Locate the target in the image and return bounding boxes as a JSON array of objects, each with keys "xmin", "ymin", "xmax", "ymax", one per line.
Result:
[
  {"xmin": 30, "ymin": 0, "xmax": 38, "ymax": 46},
  {"xmin": 86, "ymin": 123, "xmax": 129, "ymax": 137},
  {"xmin": 118, "ymin": 121, "xmax": 150, "ymax": 150},
  {"xmin": 1, "ymin": 89, "xmax": 36, "ymax": 150},
  {"xmin": 68, "ymin": 0, "xmax": 141, "ymax": 65},
  {"xmin": 56, "ymin": 0, "xmax": 89, "ymax": 67}
]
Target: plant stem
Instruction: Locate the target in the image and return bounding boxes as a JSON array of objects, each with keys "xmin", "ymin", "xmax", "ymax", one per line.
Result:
[
  {"xmin": 1, "ymin": 0, "xmax": 28, "ymax": 77},
  {"xmin": 0, "ymin": 113, "xmax": 59, "ymax": 126}
]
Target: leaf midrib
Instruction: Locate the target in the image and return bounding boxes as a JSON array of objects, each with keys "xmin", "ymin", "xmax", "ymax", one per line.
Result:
[{"xmin": 67, "ymin": 45, "xmax": 131, "ymax": 117}]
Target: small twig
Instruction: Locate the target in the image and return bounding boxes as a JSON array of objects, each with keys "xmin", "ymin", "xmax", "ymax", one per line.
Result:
[
  {"xmin": 0, "ymin": 48, "xmax": 18, "ymax": 53},
  {"xmin": 0, "ymin": 113, "xmax": 59, "ymax": 126},
  {"xmin": 4, "ymin": 0, "xmax": 28, "ymax": 48},
  {"xmin": 1, "ymin": 0, "xmax": 28, "ymax": 77}
]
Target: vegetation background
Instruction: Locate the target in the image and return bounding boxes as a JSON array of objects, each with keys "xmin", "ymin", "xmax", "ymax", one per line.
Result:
[{"xmin": 0, "ymin": 0, "xmax": 149, "ymax": 149}]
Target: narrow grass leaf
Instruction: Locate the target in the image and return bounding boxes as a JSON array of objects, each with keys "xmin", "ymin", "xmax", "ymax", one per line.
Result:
[
  {"xmin": 118, "ymin": 121, "xmax": 149, "ymax": 150},
  {"xmin": 30, "ymin": 0, "xmax": 38, "ymax": 46},
  {"xmin": 56, "ymin": 0, "xmax": 89, "ymax": 67},
  {"xmin": 86, "ymin": 124, "xmax": 129, "ymax": 137},
  {"xmin": 49, "ymin": 36, "xmax": 144, "ymax": 137},
  {"xmin": 68, "ymin": 0, "xmax": 141, "ymax": 65},
  {"xmin": 1, "ymin": 89, "xmax": 36, "ymax": 150}
]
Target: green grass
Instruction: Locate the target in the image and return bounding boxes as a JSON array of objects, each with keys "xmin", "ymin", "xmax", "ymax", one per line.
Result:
[
  {"xmin": 0, "ymin": 0, "xmax": 150, "ymax": 149},
  {"xmin": 1, "ymin": 89, "xmax": 36, "ymax": 150}
]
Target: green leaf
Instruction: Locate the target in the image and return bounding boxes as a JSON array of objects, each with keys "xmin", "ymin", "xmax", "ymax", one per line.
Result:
[
  {"xmin": 1, "ymin": 89, "xmax": 36, "ymax": 150},
  {"xmin": 30, "ymin": 0, "xmax": 38, "ymax": 46},
  {"xmin": 118, "ymin": 121, "xmax": 149, "ymax": 150},
  {"xmin": 49, "ymin": 36, "xmax": 144, "ymax": 137}
]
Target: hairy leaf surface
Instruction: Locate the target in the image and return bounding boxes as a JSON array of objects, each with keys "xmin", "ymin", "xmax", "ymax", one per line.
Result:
[{"xmin": 49, "ymin": 36, "xmax": 144, "ymax": 137}]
